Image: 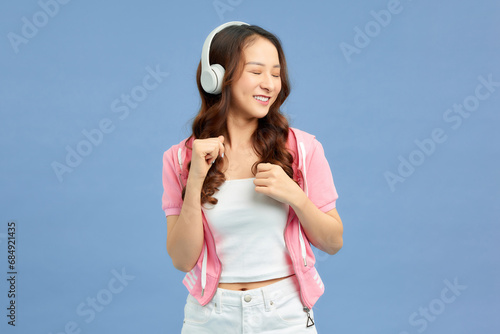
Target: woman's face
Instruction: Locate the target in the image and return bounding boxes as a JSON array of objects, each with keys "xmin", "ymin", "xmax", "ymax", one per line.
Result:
[{"xmin": 229, "ymin": 36, "xmax": 282, "ymax": 122}]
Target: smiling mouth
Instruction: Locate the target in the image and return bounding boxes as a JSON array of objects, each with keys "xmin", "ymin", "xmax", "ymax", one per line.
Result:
[{"xmin": 253, "ymin": 95, "xmax": 270, "ymax": 102}]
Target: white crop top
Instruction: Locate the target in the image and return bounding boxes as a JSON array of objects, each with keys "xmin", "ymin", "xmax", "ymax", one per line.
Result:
[{"xmin": 201, "ymin": 177, "xmax": 294, "ymax": 283}]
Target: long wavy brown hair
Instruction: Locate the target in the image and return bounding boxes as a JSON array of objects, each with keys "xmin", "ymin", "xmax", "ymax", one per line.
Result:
[{"xmin": 182, "ymin": 24, "xmax": 295, "ymax": 205}]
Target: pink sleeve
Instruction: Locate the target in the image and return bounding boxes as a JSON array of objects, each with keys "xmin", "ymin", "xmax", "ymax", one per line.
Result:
[
  {"xmin": 305, "ymin": 138, "xmax": 339, "ymax": 213},
  {"xmin": 162, "ymin": 146, "xmax": 184, "ymax": 217}
]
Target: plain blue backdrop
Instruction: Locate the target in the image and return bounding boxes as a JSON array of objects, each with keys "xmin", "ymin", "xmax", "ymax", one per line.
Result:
[{"xmin": 1, "ymin": 0, "xmax": 499, "ymax": 333}]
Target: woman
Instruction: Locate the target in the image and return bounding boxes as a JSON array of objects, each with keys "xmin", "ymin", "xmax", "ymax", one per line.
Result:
[{"xmin": 162, "ymin": 21, "xmax": 343, "ymax": 333}]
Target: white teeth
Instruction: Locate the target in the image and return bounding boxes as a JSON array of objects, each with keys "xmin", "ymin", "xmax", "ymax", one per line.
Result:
[{"xmin": 254, "ymin": 96, "xmax": 270, "ymax": 102}]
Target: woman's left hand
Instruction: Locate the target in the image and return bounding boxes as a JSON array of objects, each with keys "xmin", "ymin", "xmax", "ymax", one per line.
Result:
[{"xmin": 254, "ymin": 163, "xmax": 304, "ymax": 206}]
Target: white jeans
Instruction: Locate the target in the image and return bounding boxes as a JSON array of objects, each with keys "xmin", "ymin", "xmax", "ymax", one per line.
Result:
[{"xmin": 181, "ymin": 275, "xmax": 318, "ymax": 333}]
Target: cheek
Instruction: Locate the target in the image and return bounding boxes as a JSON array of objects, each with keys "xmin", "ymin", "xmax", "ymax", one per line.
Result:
[{"xmin": 275, "ymin": 82, "xmax": 282, "ymax": 98}]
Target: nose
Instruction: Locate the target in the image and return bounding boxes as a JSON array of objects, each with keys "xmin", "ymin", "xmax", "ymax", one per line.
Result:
[{"xmin": 259, "ymin": 72, "xmax": 275, "ymax": 92}]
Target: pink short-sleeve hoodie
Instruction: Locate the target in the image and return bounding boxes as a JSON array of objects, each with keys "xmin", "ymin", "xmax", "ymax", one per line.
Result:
[{"xmin": 161, "ymin": 127, "xmax": 339, "ymax": 310}]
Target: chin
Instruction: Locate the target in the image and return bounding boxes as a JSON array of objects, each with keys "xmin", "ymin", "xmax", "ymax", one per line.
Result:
[{"xmin": 255, "ymin": 109, "xmax": 271, "ymax": 119}]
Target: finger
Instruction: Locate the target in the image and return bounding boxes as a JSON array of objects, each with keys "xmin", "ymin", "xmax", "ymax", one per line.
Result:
[
  {"xmin": 205, "ymin": 153, "xmax": 215, "ymax": 164},
  {"xmin": 254, "ymin": 182, "xmax": 270, "ymax": 196},
  {"xmin": 253, "ymin": 185, "xmax": 266, "ymax": 194},
  {"xmin": 257, "ymin": 162, "xmax": 272, "ymax": 172},
  {"xmin": 253, "ymin": 177, "xmax": 269, "ymax": 186},
  {"xmin": 255, "ymin": 170, "xmax": 272, "ymax": 181}
]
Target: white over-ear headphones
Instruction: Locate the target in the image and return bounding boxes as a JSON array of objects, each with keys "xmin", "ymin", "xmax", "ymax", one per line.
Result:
[{"xmin": 200, "ymin": 21, "xmax": 250, "ymax": 94}]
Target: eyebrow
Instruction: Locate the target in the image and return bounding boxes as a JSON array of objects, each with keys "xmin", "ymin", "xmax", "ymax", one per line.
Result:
[{"xmin": 245, "ymin": 61, "xmax": 281, "ymax": 68}]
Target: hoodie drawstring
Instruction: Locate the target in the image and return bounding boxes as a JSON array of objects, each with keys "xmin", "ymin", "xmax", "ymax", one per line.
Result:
[
  {"xmin": 298, "ymin": 142, "xmax": 308, "ymax": 267},
  {"xmin": 201, "ymin": 243, "xmax": 207, "ymax": 296},
  {"xmin": 177, "ymin": 147, "xmax": 184, "ymax": 188}
]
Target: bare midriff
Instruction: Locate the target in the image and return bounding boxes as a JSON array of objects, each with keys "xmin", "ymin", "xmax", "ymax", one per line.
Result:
[{"xmin": 217, "ymin": 274, "xmax": 295, "ymax": 291}]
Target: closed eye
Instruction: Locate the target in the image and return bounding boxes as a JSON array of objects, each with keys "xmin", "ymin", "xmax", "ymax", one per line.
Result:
[{"xmin": 250, "ymin": 71, "xmax": 280, "ymax": 78}]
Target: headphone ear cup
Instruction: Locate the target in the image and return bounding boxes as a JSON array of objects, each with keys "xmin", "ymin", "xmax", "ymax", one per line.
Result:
[
  {"xmin": 210, "ymin": 64, "xmax": 225, "ymax": 94},
  {"xmin": 201, "ymin": 64, "xmax": 225, "ymax": 94},
  {"xmin": 200, "ymin": 66, "xmax": 216, "ymax": 94}
]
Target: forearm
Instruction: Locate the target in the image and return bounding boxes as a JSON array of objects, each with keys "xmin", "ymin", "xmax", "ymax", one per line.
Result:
[
  {"xmin": 166, "ymin": 175, "xmax": 205, "ymax": 272},
  {"xmin": 289, "ymin": 190, "xmax": 343, "ymax": 255}
]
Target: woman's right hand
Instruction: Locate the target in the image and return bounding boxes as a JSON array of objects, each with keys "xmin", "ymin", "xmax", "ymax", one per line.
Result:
[{"xmin": 189, "ymin": 135, "xmax": 225, "ymax": 181}]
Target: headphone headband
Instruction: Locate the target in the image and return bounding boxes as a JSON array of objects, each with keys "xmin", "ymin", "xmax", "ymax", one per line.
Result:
[{"xmin": 200, "ymin": 21, "xmax": 250, "ymax": 94}]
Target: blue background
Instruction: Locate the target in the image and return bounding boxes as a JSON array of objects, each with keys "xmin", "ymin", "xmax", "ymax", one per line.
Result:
[{"xmin": 1, "ymin": 0, "xmax": 499, "ymax": 333}]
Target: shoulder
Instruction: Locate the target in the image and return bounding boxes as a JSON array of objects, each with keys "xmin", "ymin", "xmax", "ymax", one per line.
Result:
[
  {"xmin": 163, "ymin": 135, "xmax": 193, "ymax": 163},
  {"xmin": 163, "ymin": 135, "xmax": 193, "ymax": 155},
  {"xmin": 288, "ymin": 127, "xmax": 320, "ymax": 150}
]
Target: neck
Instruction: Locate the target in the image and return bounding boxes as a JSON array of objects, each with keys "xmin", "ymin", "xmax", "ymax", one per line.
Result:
[{"xmin": 225, "ymin": 114, "xmax": 258, "ymax": 150}]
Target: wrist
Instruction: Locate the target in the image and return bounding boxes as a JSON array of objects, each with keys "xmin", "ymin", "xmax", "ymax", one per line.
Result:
[
  {"xmin": 289, "ymin": 187, "xmax": 308, "ymax": 211},
  {"xmin": 184, "ymin": 175, "xmax": 205, "ymax": 200},
  {"xmin": 186, "ymin": 173, "xmax": 206, "ymax": 188}
]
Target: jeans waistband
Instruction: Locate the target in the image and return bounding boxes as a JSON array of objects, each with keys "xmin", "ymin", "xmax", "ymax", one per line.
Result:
[{"xmin": 212, "ymin": 275, "xmax": 300, "ymax": 309}]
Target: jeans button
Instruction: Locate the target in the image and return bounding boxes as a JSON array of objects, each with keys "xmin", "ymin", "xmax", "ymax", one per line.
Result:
[{"xmin": 244, "ymin": 295, "xmax": 252, "ymax": 302}]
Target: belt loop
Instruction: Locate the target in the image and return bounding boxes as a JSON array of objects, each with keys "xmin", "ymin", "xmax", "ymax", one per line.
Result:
[
  {"xmin": 261, "ymin": 287, "xmax": 272, "ymax": 312},
  {"xmin": 215, "ymin": 290, "xmax": 222, "ymax": 314}
]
